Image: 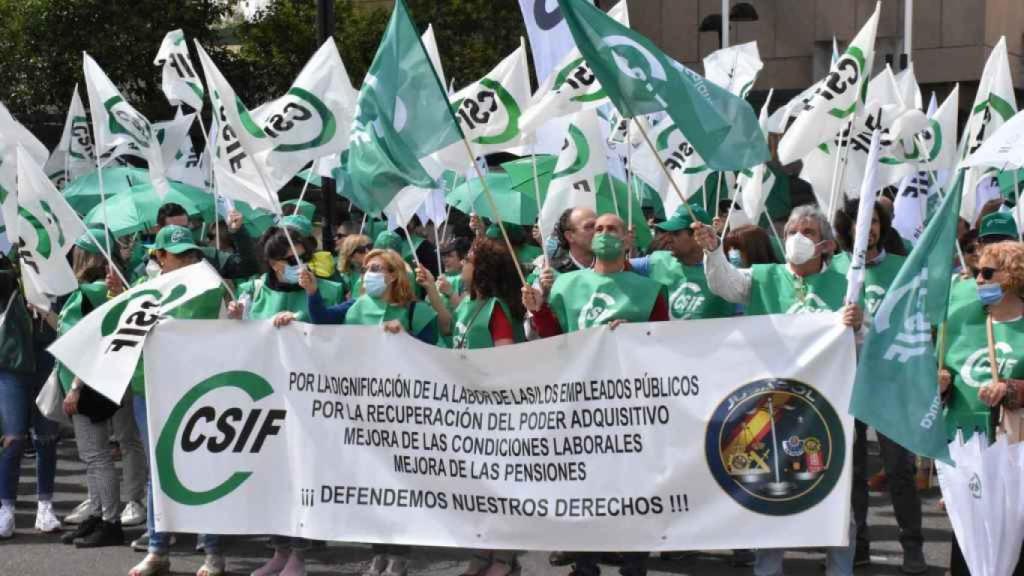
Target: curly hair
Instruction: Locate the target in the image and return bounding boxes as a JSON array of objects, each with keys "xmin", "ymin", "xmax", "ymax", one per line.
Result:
[
  {"xmin": 258, "ymin": 227, "xmax": 315, "ymax": 271},
  {"xmin": 362, "ymin": 249, "xmax": 416, "ymax": 305},
  {"xmin": 979, "ymin": 242, "xmax": 1024, "ymax": 296},
  {"xmin": 467, "ymin": 237, "xmax": 526, "ymax": 323},
  {"xmin": 833, "ymin": 198, "xmax": 907, "ymax": 256},
  {"xmin": 338, "ymin": 234, "xmax": 371, "ymax": 273}
]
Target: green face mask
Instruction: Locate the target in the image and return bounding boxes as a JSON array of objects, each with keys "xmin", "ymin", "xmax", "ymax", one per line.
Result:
[{"xmin": 591, "ymin": 233, "xmax": 625, "ymax": 262}]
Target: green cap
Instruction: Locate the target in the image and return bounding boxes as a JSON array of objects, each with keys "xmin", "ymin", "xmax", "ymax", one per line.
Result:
[
  {"xmin": 374, "ymin": 230, "xmax": 402, "ymax": 251},
  {"xmin": 281, "ymin": 215, "xmax": 313, "ymax": 238},
  {"xmin": 74, "ymin": 228, "xmax": 113, "ymax": 255},
  {"xmin": 979, "ymin": 211, "xmax": 1019, "ymax": 240},
  {"xmin": 655, "ymin": 204, "xmax": 711, "ymax": 232},
  {"xmin": 153, "ymin": 224, "xmax": 201, "ymax": 254},
  {"xmin": 282, "ymin": 199, "xmax": 316, "ymax": 221},
  {"xmin": 485, "ymin": 222, "xmax": 526, "ymax": 243}
]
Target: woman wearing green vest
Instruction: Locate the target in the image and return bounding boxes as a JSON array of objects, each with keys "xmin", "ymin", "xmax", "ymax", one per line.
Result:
[
  {"xmin": 452, "ymin": 238, "xmax": 525, "ymax": 576},
  {"xmin": 337, "ymin": 233, "xmax": 372, "ymax": 298},
  {"xmin": 56, "ymin": 230, "xmax": 141, "ymax": 548},
  {"xmin": 126, "ymin": 225, "xmax": 228, "ymax": 576},
  {"xmin": 343, "ymin": 249, "xmax": 441, "ymax": 345},
  {"xmin": 228, "ymin": 227, "xmax": 345, "ymax": 322},
  {"xmin": 939, "ymin": 241, "xmax": 1024, "ymax": 576}
]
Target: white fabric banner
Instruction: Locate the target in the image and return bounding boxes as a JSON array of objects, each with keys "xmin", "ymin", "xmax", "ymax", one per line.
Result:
[{"xmin": 145, "ymin": 314, "xmax": 856, "ymax": 551}]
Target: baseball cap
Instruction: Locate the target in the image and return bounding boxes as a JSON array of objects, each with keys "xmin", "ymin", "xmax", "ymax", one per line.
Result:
[
  {"xmin": 979, "ymin": 211, "xmax": 1019, "ymax": 241},
  {"xmin": 655, "ymin": 204, "xmax": 712, "ymax": 232},
  {"xmin": 153, "ymin": 225, "xmax": 201, "ymax": 254},
  {"xmin": 281, "ymin": 215, "xmax": 314, "ymax": 238},
  {"xmin": 74, "ymin": 228, "xmax": 113, "ymax": 255}
]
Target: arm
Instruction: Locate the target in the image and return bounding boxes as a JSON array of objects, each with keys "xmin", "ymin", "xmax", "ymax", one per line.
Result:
[
  {"xmin": 227, "ymin": 222, "xmax": 260, "ymax": 278},
  {"xmin": 307, "ymin": 291, "xmax": 354, "ymax": 325},
  {"xmin": 628, "ymin": 256, "xmax": 652, "ymax": 277},
  {"xmin": 530, "ymin": 304, "xmax": 563, "ymax": 338},
  {"xmin": 704, "ymin": 245, "xmax": 754, "ymax": 305},
  {"xmin": 489, "ymin": 304, "xmax": 517, "ymax": 346},
  {"xmin": 417, "ymin": 265, "xmax": 452, "ymax": 336}
]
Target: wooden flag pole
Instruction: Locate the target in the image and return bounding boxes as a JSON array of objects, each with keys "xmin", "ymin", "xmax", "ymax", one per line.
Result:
[
  {"xmin": 635, "ymin": 119, "xmax": 699, "ymax": 223},
  {"xmin": 460, "ymin": 137, "xmax": 528, "ymax": 286},
  {"xmin": 625, "ymin": 122, "xmax": 635, "ymax": 232}
]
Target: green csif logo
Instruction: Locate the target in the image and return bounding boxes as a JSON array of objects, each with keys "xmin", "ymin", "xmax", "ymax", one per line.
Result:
[
  {"xmin": 157, "ymin": 371, "xmax": 286, "ymax": 506},
  {"xmin": 263, "ymin": 88, "xmax": 336, "ymax": 153}
]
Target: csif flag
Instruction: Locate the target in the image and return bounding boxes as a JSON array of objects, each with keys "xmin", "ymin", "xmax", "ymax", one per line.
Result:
[
  {"xmin": 538, "ymin": 109, "xmax": 607, "ymax": 239},
  {"xmin": 0, "ymin": 100, "xmax": 50, "ymax": 245},
  {"xmin": 43, "ymin": 85, "xmax": 95, "ymax": 188},
  {"xmin": 558, "ymin": 0, "xmax": 768, "ymax": 171},
  {"xmin": 702, "ymin": 42, "xmax": 763, "ymax": 99},
  {"xmin": 850, "ymin": 172, "xmax": 964, "ymax": 465},
  {"xmin": 154, "ymin": 29, "xmax": 204, "ymax": 111},
  {"xmin": 48, "ymin": 260, "xmax": 224, "ymax": 403}
]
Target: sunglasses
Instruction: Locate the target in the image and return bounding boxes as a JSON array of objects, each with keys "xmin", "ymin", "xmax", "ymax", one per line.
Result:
[
  {"xmin": 366, "ymin": 263, "xmax": 392, "ymax": 273},
  {"xmin": 977, "ymin": 267, "xmax": 998, "ymax": 281},
  {"xmin": 352, "ymin": 244, "xmax": 371, "ymax": 255},
  {"xmin": 282, "ymin": 254, "xmax": 311, "ymax": 266},
  {"xmin": 962, "ymin": 244, "xmax": 977, "ymax": 256}
]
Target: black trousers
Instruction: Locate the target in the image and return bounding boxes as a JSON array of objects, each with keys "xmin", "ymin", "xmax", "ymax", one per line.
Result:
[
  {"xmin": 852, "ymin": 421, "xmax": 924, "ymax": 553},
  {"xmin": 573, "ymin": 553, "xmax": 647, "ymax": 576}
]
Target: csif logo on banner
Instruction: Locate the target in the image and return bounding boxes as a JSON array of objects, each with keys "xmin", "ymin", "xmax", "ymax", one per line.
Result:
[
  {"xmin": 156, "ymin": 371, "xmax": 286, "ymax": 505},
  {"xmin": 104, "ymin": 96, "xmax": 153, "ymax": 149},
  {"xmin": 16, "ymin": 200, "xmax": 68, "ymax": 275},
  {"xmin": 803, "ymin": 48, "xmax": 866, "ymax": 119},
  {"xmin": 553, "ymin": 58, "xmax": 604, "ymax": 103},
  {"xmin": 659, "ymin": 126, "xmax": 705, "ymax": 175}
]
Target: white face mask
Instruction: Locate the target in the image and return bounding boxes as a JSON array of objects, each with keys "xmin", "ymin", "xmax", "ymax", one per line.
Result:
[
  {"xmin": 145, "ymin": 258, "xmax": 162, "ymax": 279},
  {"xmin": 785, "ymin": 233, "xmax": 819, "ymax": 266}
]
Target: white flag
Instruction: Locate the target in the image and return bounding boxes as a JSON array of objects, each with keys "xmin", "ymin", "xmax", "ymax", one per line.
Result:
[
  {"xmin": 43, "ymin": 85, "xmax": 95, "ymax": 188},
  {"xmin": 0, "ymin": 101, "xmax": 49, "ymax": 243},
  {"xmin": 895, "ymin": 63, "xmax": 922, "ymax": 111},
  {"xmin": 539, "ymin": 110, "xmax": 607, "ymax": 239},
  {"xmin": 47, "ymin": 261, "xmax": 224, "ymax": 403},
  {"xmin": 15, "ymin": 148, "xmax": 87, "ymax": 307},
  {"xmin": 959, "ymin": 37, "xmax": 1017, "ymax": 222},
  {"xmin": 194, "ymin": 42, "xmax": 280, "ymax": 213},
  {"xmin": 252, "ymin": 39, "xmax": 358, "ymax": 192},
  {"xmin": 421, "ymin": 24, "xmax": 446, "ymax": 88},
  {"xmin": 920, "ymin": 85, "xmax": 959, "ymax": 173},
  {"xmin": 631, "ymin": 118, "xmax": 709, "ymax": 216},
  {"xmin": 519, "ymin": 1, "xmax": 629, "ymax": 135},
  {"xmin": 702, "ymin": 42, "xmax": 763, "ymax": 98},
  {"xmin": 778, "ymin": 2, "xmax": 879, "ymax": 164},
  {"xmin": 83, "ymin": 53, "xmax": 170, "ymax": 198},
  {"xmin": 517, "ymin": 0, "xmax": 593, "ymax": 84},
  {"xmin": 433, "ymin": 42, "xmax": 532, "ymax": 170},
  {"xmin": 737, "ymin": 91, "xmax": 775, "ymax": 222},
  {"xmin": 154, "ymin": 29, "xmax": 204, "ymax": 111},
  {"xmin": 845, "ymin": 130, "xmax": 882, "ymax": 305}
]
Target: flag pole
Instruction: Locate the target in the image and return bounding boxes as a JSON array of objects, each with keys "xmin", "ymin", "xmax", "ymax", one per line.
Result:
[
  {"xmin": 764, "ymin": 206, "xmax": 786, "ymax": 259},
  {"xmin": 358, "ymin": 212, "xmax": 368, "ymax": 235},
  {"xmin": 529, "ymin": 148, "xmax": 549, "ymax": 268},
  {"xmin": 625, "ymin": 122, "xmax": 635, "ymax": 233},
  {"xmin": 1015, "ymin": 168, "xmax": 1023, "ymax": 241},
  {"xmin": 191, "ymin": 110, "xmax": 223, "ymax": 252},
  {"xmin": 459, "ymin": 138, "xmax": 528, "ymax": 286},
  {"xmin": 443, "ymin": 171, "xmax": 462, "ymax": 244},
  {"xmin": 827, "ymin": 119, "xmax": 854, "ymax": 224},
  {"xmin": 391, "ymin": 201, "xmax": 422, "ymax": 268},
  {"xmin": 296, "ymin": 158, "xmax": 319, "ymax": 210},
  {"xmin": 62, "ymin": 194, "xmax": 128, "ymax": 288},
  {"xmin": 634, "ymin": 119, "xmax": 700, "ymax": 223}
]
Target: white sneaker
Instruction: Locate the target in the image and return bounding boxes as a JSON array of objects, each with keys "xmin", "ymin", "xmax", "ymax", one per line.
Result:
[
  {"xmin": 64, "ymin": 498, "xmax": 93, "ymax": 524},
  {"xmin": 0, "ymin": 505, "xmax": 14, "ymax": 538},
  {"xmin": 34, "ymin": 501, "xmax": 61, "ymax": 533},
  {"xmin": 121, "ymin": 500, "xmax": 146, "ymax": 526}
]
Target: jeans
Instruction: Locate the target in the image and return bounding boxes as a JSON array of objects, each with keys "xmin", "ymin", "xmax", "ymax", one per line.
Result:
[
  {"xmin": 72, "ymin": 412, "xmax": 120, "ymax": 521},
  {"xmin": 852, "ymin": 421, "xmax": 923, "ymax": 554},
  {"xmin": 111, "ymin": 402, "xmax": 146, "ymax": 502},
  {"xmin": 0, "ymin": 365, "xmax": 59, "ymax": 503},
  {"xmin": 753, "ymin": 518, "xmax": 856, "ymax": 576},
  {"xmin": 133, "ymin": 394, "xmax": 220, "ymax": 555}
]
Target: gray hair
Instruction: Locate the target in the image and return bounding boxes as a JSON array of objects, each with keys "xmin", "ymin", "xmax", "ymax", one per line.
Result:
[{"xmin": 784, "ymin": 205, "xmax": 835, "ymax": 243}]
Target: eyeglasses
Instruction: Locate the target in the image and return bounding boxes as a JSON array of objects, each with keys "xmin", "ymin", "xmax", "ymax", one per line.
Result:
[
  {"xmin": 334, "ymin": 233, "xmax": 348, "ymax": 241},
  {"xmin": 977, "ymin": 267, "xmax": 999, "ymax": 280},
  {"xmin": 366, "ymin": 263, "xmax": 392, "ymax": 273}
]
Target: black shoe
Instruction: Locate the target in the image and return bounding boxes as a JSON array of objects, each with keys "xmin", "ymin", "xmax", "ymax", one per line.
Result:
[
  {"xmin": 74, "ymin": 520, "xmax": 124, "ymax": 548},
  {"xmin": 730, "ymin": 549, "xmax": 755, "ymax": 568},
  {"xmin": 900, "ymin": 548, "xmax": 927, "ymax": 574},
  {"xmin": 61, "ymin": 515, "xmax": 100, "ymax": 545},
  {"xmin": 854, "ymin": 547, "xmax": 871, "ymax": 567},
  {"xmin": 549, "ymin": 552, "xmax": 575, "ymax": 567}
]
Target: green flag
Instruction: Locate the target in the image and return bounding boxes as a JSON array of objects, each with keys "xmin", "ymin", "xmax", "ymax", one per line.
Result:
[
  {"xmin": 557, "ymin": 0, "xmax": 768, "ymax": 171},
  {"xmin": 346, "ymin": 0, "xmax": 463, "ymax": 213},
  {"xmin": 850, "ymin": 172, "xmax": 964, "ymax": 465}
]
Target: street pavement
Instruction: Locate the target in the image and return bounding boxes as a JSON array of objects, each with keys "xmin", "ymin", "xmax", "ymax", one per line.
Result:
[{"xmin": 1, "ymin": 438, "xmax": 954, "ymax": 575}]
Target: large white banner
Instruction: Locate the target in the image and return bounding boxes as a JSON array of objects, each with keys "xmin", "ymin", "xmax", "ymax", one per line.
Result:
[{"xmin": 145, "ymin": 314, "xmax": 855, "ymax": 551}]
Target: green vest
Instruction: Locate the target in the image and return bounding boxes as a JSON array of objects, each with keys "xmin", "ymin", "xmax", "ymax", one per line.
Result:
[
  {"xmin": 862, "ymin": 254, "xmax": 906, "ymax": 318},
  {"xmin": 549, "ymin": 269, "xmax": 663, "ymax": 333},
  {"xmin": 341, "ymin": 269, "xmax": 362, "ymax": 299},
  {"xmin": 646, "ymin": 251, "xmax": 733, "ymax": 320},
  {"xmin": 942, "ymin": 303, "xmax": 1024, "ymax": 441},
  {"xmin": 238, "ymin": 273, "xmax": 344, "ymax": 321},
  {"xmin": 452, "ymin": 297, "xmax": 525, "ymax": 349},
  {"xmin": 0, "ymin": 292, "xmax": 35, "ymax": 374},
  {"xmin": 345, "ymin": 295, "xmax": 438, "ymax": 343},
  {"xmin": 56, "ymin": 282, "xmax": 109, "ymax": 392},
  {"xmin": 747, "ymin": 262, "xmax": 847, "ymax": 316}
]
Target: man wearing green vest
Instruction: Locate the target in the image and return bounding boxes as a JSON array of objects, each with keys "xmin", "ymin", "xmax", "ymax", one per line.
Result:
[
  {"xmin": 523, "ymin": 212, "xmax": 664, "ymax": 576},
  {"xmin": 628, "ymin": 204, "xmax": 734, "ymax": 321},
  {"xmin": 693, "ymin": 205, "xmax": 863, "ymax": 576},
  {"xmin": 833, "ymin": 199, "xmax": 925, "ymax": 574}
]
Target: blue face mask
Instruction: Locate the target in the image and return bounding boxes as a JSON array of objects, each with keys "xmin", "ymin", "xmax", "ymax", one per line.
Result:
[
  {"xmin": 544, "ymin": 236, "xmax": 560, "ymax": 258},
  {"xmin": 364, "ymin": 271, "xmax": 388, "ymax": 298},
  {"xmin": 978, "ymin": 283, "xmax": 1005, "ymax": 306},
  {"xmin": 728, "ymin": 249, "xmax": 744, "ymax": 268},
  {"xmin": 282, "ymin": 264, "xmax": 302, "ymax": 285}
]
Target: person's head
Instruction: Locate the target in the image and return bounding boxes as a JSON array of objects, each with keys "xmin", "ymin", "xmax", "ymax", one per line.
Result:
[
  {"xmin": 485, "ymin": 223, "xmax": 527, "ymax": 247},
  {"xmin": 338, "ymin": 234, "xmax": 372, "ymax": 273},
  {"xmin": 975, "ymin": 242, "xmax": 1024, "ymax": 306},
  {"xmin": 462, "ymin": 237, "xmax": 526, "ymax": 322},
  {"xmin": 152, "ymin": 224, "xmax": 203, "ymax": 273},
  {"xmin": 334, "ymin": 221, "xmax": 361, "ymax": 253},
  {"xmin": 978, "ymin": 212, "xmax": 1019, "ymax": 246},
  {"xmin": 440, "ymin": 237, "xmax": 472, "ymax": 275},
  {"xmin": 959, "ymin": 228, "xmax": 980, "ymax": 273},
  {"xmin": 652, "ymin": 204, "xmax": 711, "ymax": 260},
  {"xmin": 373, "ymin": 230, "xmax": 404, "ymax": 252},
  {"xmin": 592, "ymin": 213, "xmax": 628, "ymax": 264},
  {"xmin": 724, "ymin": 225, "xmax": 781, "ymax": 268},
  {"xmin": 834, "ymin": 198, "xmax": 893, "ymax": 254},
  {"xmin": 261, "ymin": 227, "xmax": 314, "ymax": 284},
  {"xmin": 783, "ymin": 205, "xmax": 836, "ymax": 266},
  {"xmin": 975, "ymin": 198, "xmax": 1006, "ymax": 230},
  {"xmin": 72, "ymin": 229, "xmax": 120, "ymax": 283},
  {"xmin": 555, "ymin": 207, "xmax": 597, "ymax": 254},
  {"xmin": 156, "ymin": 203, "xmax": 189, "ymax": 229},
  {"xmin": 361, "ymin": 249, "xmax": 414, "ymax": 305}
]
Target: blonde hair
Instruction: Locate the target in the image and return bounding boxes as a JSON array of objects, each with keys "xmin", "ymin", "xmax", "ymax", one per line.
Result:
[
  {"xmin": 338, "ymin": 234, "xmax": 371, "ymax": 273},
  {"xmin": 362, "ymin": 249, "xmax": 415, "ymax": 305},
  {"xmin": 980, "ymin": 242, "xmax": 1024, "ymax": 295},
  {"xmin": 72, "ymin": 248, "xmax": 107, "ymax": 283}
]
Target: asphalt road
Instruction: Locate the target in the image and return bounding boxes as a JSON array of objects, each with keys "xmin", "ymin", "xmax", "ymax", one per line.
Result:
[{"xmin": 0, "ymin": 439, "xmax": 954, "ymax": 575}]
